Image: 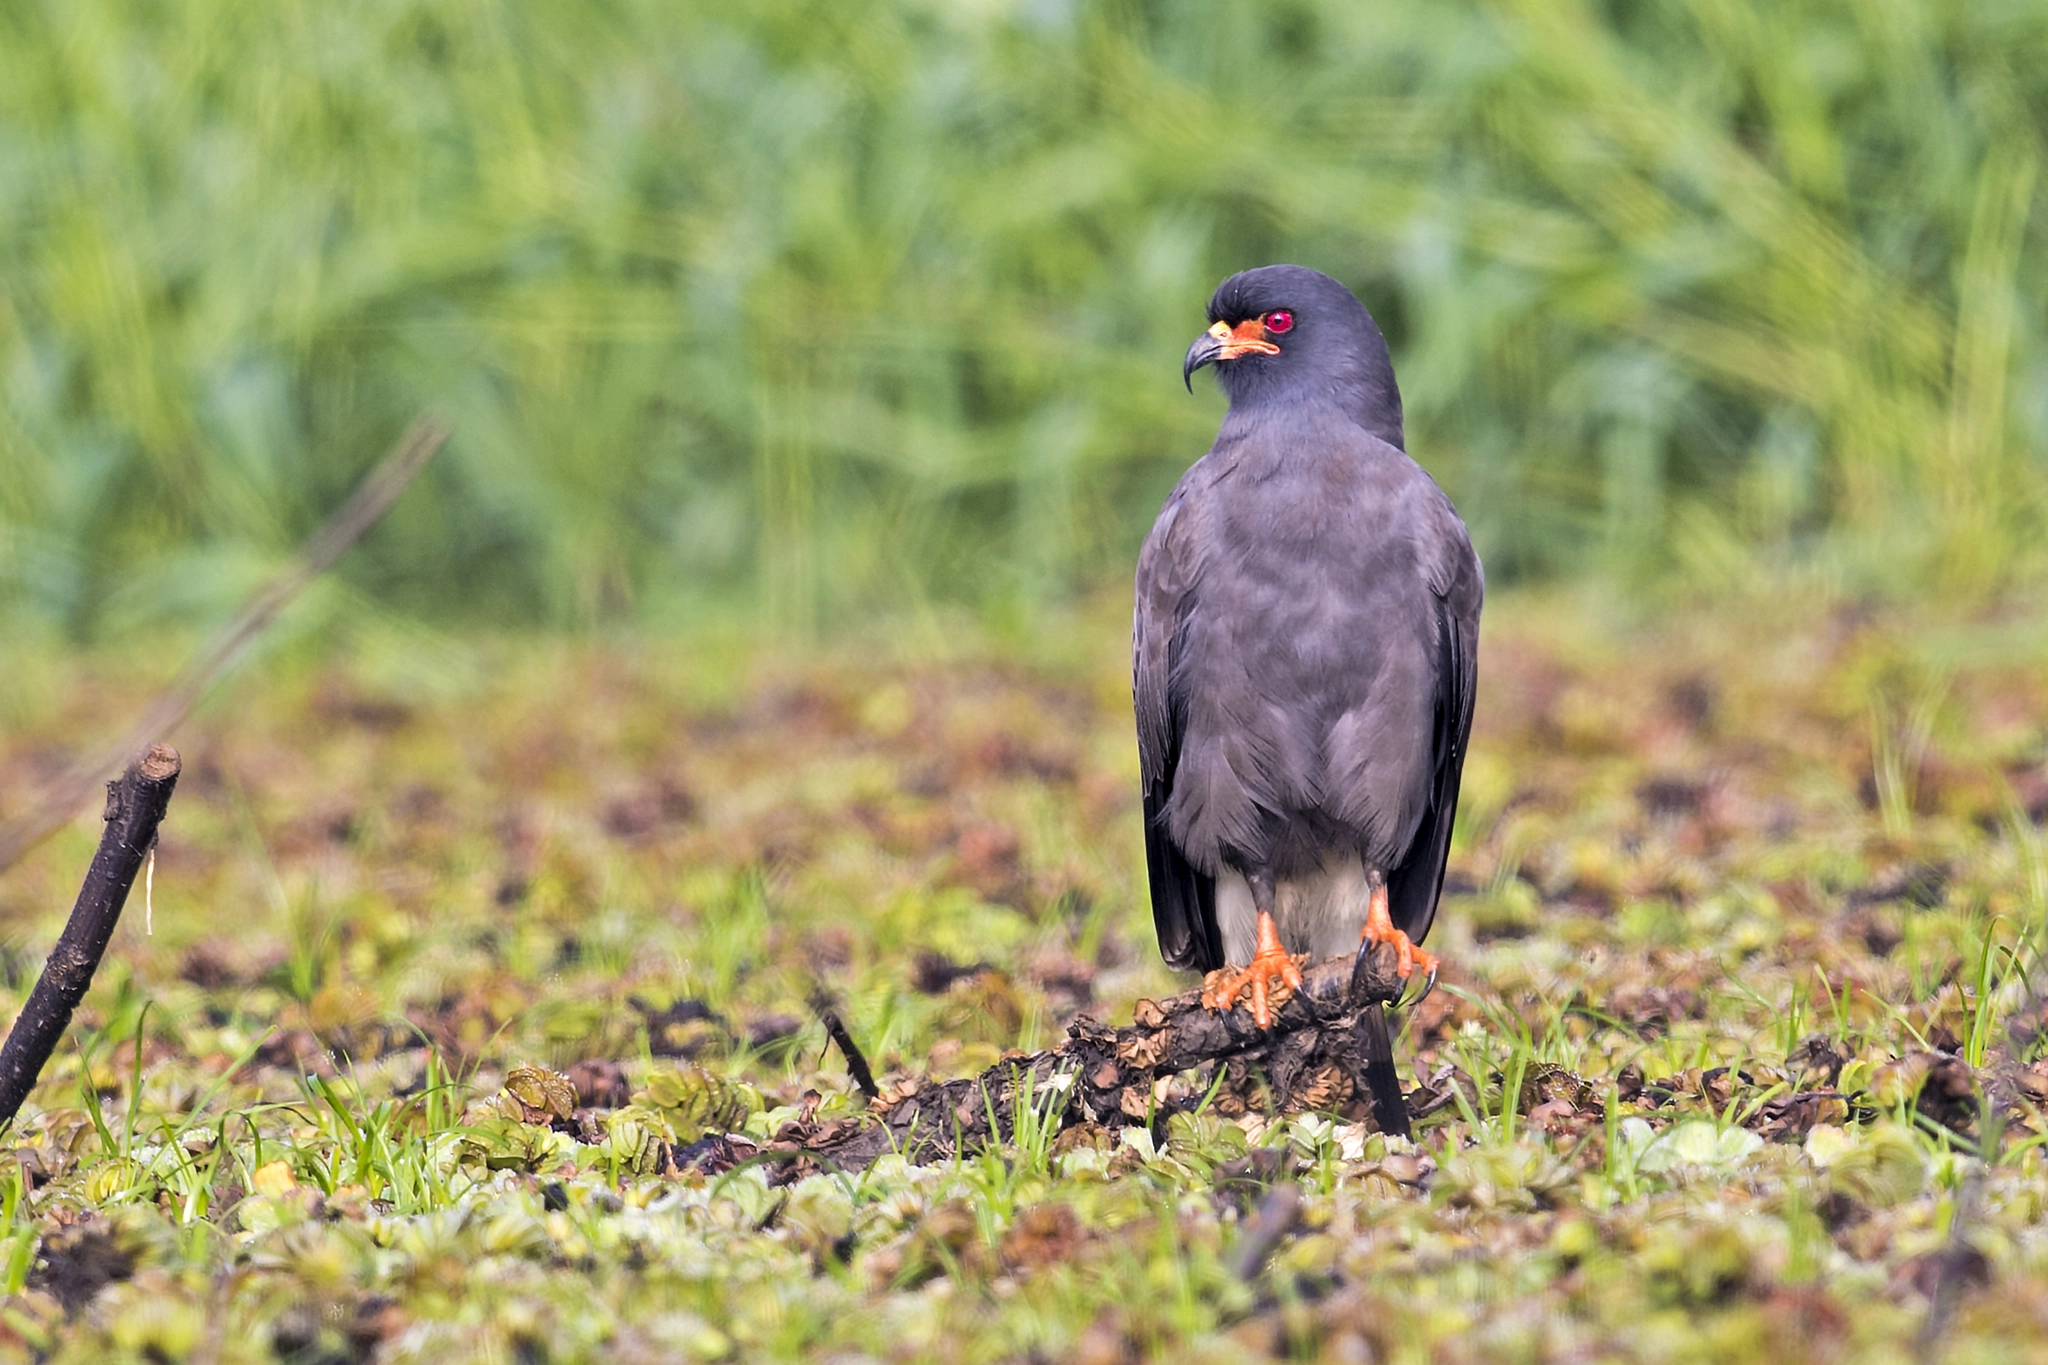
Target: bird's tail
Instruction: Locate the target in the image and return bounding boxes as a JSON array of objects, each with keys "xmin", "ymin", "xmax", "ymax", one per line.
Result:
[{"xmin": 1351, "ymin": 1004, "xmax": 1411, "ymax": 1138}]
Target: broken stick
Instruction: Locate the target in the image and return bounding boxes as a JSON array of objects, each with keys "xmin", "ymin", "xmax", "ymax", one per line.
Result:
[
  {"xmin": 815, "ymin": 1002, "xmax": 880, "ymax": 1102},
  {"xmin": 0, "ymin": 746, "xmax": 182, "ymax": 1132},
  {"xmin": 776, "ymin": 950, "xmax": 1408, "ymax": 1173}
]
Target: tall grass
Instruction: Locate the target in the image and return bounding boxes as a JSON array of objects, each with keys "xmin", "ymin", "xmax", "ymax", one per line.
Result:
[{"xmin": 1, "ymin": 0, "xmax": 2043, "ymax": 636}]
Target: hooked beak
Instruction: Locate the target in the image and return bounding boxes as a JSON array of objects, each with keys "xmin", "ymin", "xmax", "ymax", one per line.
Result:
[{"xmin": 1182, "ymin": 319, "xmax": 1282, "ymax": 392}]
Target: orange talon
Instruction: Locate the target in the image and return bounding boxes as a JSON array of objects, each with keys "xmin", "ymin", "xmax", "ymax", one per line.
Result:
[
  {"xmin": 1201, "ymin": 909, "xmax": 1304, "ymax": 1029},
  {"xmin": 1361, "ymin": 883, "xmax": 1438, "ymax": 996}
]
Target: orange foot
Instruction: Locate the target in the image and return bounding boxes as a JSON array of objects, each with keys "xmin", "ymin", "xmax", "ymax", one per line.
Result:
[
  {"xmin": 1360, "ymin": 883, "xmax": 1439, "ymax": 1001},
  {"xmin": 1201, "ymin": 909, "xmax": 1304, "ymax": 1029}
]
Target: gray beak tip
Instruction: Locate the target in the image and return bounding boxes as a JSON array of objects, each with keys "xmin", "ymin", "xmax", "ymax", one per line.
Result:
[{"xmin": 1183, "ymin": 333, "xmax": 1222, "ymax": 392}]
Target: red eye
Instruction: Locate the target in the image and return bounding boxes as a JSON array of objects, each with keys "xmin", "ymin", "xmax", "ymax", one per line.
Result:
[{"xmin": 1263, "ymin": 310, "xmax": 1294, "ymax": 334}]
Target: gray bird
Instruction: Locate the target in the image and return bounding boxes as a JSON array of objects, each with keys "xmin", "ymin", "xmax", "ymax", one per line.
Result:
[{"xmin": 1134, "ymin": 265, "xmax": 1482, "ymax": 1029}]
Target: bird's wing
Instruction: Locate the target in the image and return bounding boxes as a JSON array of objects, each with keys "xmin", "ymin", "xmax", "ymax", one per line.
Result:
[
  {"xmin": 1384, "ymin": 523, "xmax": 1482, "ymax": 945},
  {"xmin": 1134, "ymin": 492, "xmax": 1223, "ymax": 974}
]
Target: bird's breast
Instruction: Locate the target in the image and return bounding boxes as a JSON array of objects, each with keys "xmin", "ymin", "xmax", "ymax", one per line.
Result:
[{"xmin": 1161, "ymin": 447, "xmax": 1442, "ymax": 871}]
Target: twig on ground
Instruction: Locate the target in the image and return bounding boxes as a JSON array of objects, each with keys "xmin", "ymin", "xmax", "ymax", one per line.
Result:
[
  {"xmin": 0, "ymin": 417, "xmax": 450, "ymax": 877},
  {"xmin": 1915, "ymin": 1163, "xmax": 1987, "ymax": 1365},
  {"xmin": 774, "ymin": 949, "xmax": 1404, "ymax": 1175},
  {"xmin": 1227, "ymin": 1183, "xmax": 1305, "ymax": 1280},
  {"xmin": 0, "ymin": 746, "xmax": 182, "ymax": 1131},
  {"xmin": 814, "ymin": 1000, "xmax": 880, "ymax": 1102}
]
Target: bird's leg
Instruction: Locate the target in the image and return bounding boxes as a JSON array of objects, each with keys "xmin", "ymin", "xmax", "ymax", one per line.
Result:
[
  {"xmin": 1201, "ymin": 875, "xmax": 1305, "ymax": 1030},
  {"xmin": 1356, "ymin": 882, "xmax": 1438, "ymax": 1005}
]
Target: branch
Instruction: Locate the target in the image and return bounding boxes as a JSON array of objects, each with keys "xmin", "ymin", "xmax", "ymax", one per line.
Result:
[
  {"xmin": 0, "ymin": 746, "xmax": 182, "ymax": 1131},
  {"xmin": 774, "ymin": 950, "xmax": 1410, "ymax": 1174},
  {"xmin": 0, "ymin": 416, "xmax": 449, "ymax": 876},
  {"xmin": 811, "ymin": 992, "xmax": 880, "ymax": 1102}
]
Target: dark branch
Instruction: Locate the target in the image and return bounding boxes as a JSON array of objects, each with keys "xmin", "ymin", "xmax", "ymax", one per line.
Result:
[
  {"xmin": 818, "ymin": 1007, "xmax": 880, "ymax": 1103},
  {"xmin": 1916, "ymin": 1163, "xmax": 1987, "ymax": 1364},
  {"xmin": 0, "ymin": 746, "xmax": 182, "ymax": 1132},
  {"xmin": 773, "ymin": 949, "xmax": 1411, "ymax": 1174},
  {"xmin": 1228, "ymin": 1183, "xmax": 1305, "ymax": 1280}
]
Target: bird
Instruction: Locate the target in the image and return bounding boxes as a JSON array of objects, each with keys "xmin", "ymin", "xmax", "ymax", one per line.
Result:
[{"xmin": 1133, "ymin": 264, "xmax": 1482, "ymax": 1032}]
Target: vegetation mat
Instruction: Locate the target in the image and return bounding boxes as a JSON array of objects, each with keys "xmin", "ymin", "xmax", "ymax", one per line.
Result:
[{"xmin": 3, "ymin": 593, "xmax": 2048, "ymax": 1362}]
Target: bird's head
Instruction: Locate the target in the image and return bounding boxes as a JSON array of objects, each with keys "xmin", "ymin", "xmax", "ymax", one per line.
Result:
[{"xmin": 1182, "ymin": 264, "xmax": 1404, "ymax": 449}]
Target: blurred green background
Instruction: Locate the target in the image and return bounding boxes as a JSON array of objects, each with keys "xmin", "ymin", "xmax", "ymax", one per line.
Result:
[{"xmin": 3, "ymin": 0, "xmax": 2045, "ymax": 642}]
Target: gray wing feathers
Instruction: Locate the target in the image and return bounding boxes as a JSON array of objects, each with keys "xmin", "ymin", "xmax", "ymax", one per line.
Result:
[
  {"xmin": 1134, "ymin": 498, "xmax": 1223, "ymax": 973},
  {"xmin": 1384, "ymin": 576, "xmax": 1480, "ymax": 943}
]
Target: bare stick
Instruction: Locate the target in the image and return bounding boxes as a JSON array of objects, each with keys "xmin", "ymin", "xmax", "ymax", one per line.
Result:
[
  {"xmin": 0, "ymin": 417, "xmax": 450, "ymax": 876},
  {"xmin": 0, "ymin": 746, "xmax": 181, "ymax": 1131},
  {"xmin": 773, "ymin": 949, "xmax": 1406, "ymax": 1174},
  {"xmin": 1916, "ymin": 1163, "xmax": 1987, "ymax": 1365},
  {"xmin": 1227, "ymin": 1183, "xmax": 1305, "ymax": 1281},
  {"xmin": 818, "ymin": 1007, "xmax": 880, "ymax": 1102}
]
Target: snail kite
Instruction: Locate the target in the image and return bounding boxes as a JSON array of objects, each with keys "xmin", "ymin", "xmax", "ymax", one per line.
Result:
[{"xmin": 1134, "ymin": 265, "xmax": 1482, "ymax": 1028}]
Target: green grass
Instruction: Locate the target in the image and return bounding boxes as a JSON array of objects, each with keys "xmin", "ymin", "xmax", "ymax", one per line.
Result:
[
  {"xmin": 3, "ymin": 592, "xmax": 2048, "ymax": 1359},
  {"xmin": 3, "ymin": 0, "xmax": 2045, "ymax": 639}
]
